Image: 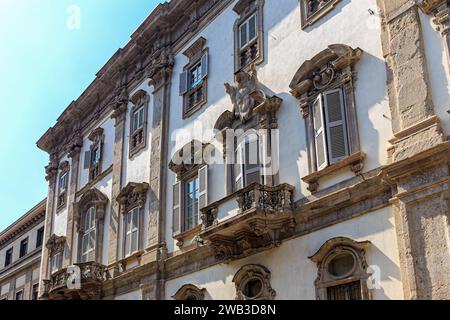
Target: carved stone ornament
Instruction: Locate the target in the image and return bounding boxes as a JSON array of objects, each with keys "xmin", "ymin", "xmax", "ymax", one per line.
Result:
[
  {"xmin": 88, "ymin": 127, "xmax": 104, "ymax": 143},
  {"xmin": 232, "ymin": 264, "xmax": 276, "ymax": 300},
  {"xmin": 172, "ymin": 284, "xmax": 206, "ymax": 300},
  {"xmin": 146, "ymin": 45, "xmax": 175, "ymax": 88},
  {"xmin": 419, "ymin": 0, "xmax": 450, "ymax": 35},
  {"xmin": 116, "ymin": 182, "xmax": 149, "ymax": 213},
  {"xmin": 309, "ymin": 237, "xmax": 372, "ymax": 300},
  {"xmin": 111, "ymin": 86, "xmax": 129, "ymax": 121},
  {"xmin": 46, "ymin": 234, "xmax": 66, "ymax": 255},
  {"xmin": 45, "ymin": 158, "xmax": 59, "ymax": 182},
  {"xmin": 169, "ymin": 140, "xmax": 209, "ymax": 179}
]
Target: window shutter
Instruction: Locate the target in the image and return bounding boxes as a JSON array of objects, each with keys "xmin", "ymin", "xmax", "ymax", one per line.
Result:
[
  {"xmin": 179, "ymin": 71, "xmax": 188, "ymax": 95},
  {"xmin": 84, "ymin": 151, "xmax": 91, "ymax": 169},
  {"xmin": 235, "ymin": 143, "xmax": 244, "ymax": 191},
  {"xmin": 313, "ymin": 94, "xmax": 328, "ymax": 170},
  {"xmin": 324, "ymin": 89, "xmax": 348, "ymax": 164},
  {"xmin": 172, "ymin": 181, "xmax": 182, "ymax": 235},
  {"xmin": 198, "ymin": 165, "xmax": 208, "ymax": 210},
  {"xmin": 201, "ymin": 53, "xmax": 208, "ymax": 79}
]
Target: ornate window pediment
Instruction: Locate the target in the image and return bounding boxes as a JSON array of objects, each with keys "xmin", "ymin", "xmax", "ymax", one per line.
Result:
[
  {"xmin": 46, "ymin": 234, "xmax": 66, "ymax": 273},
  {"xmin": 172, "ymin": 284, "xmax": 206, "ymax": 300},
  {"xmin": 290, "ymin": 44, "xmax": 365, "ymax": 193},
  {"xmin": 309, "ymin": 237, "xmax": 372, "ymax": 300},
  {"xmin": 116, "ymin": 182, "xmax": 149, "ymax": 213},
  {"xmin": 233, "ymin": 264, "xmax": 276, "ymax": 300}
]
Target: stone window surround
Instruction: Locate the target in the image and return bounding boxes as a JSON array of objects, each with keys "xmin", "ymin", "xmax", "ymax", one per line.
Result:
[
  {"xmin": 180, "ymin": 37, "xmax": 209, "ymax": 119},
  {"xmin": 300, "ymin": 0, "xmax": 343, "ymax": 29},
  {"xmin": 233, "ymin": 0, "xmax": 265, "ymax": 73},
  {"xmin": 74, "ymin": 188, "xmax": 108, "ymax": 264},
  {"xmin": 116, "ymin": 182, "xmax": 148, "ymax": 267},
  {"xmin": 56, "ymin": 161, "xmax": 70, "ymax": 212},
  {"xmin": 309, "ymin": 237, "xmax": 372, "ymax": 300},
  {"xmin": 169, "ymin": 140, "xmax": 210, "ymax": 248},
  {"xmin": 289, "ymin": 44, "xmax": 364, "ymax": 193},
  {"xmin": 232, "ymin": 264, "xmax": 276, "ymax": 300},
  {"xmin": 87, "ymin": 127, "xmax": 104, "ymax": 182},
  {"xmin": 45, "ymin": 234, "xmax": 66, "ymax": 274},
  {"xmin": 172, "ymin": 284, "xmax": 206, "ymax": 300},
  {"xmin": 129, "ymin": 89, "xmax": 150, "ymax": 159}
]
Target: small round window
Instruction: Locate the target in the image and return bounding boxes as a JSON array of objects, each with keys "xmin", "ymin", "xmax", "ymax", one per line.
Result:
[
  {"xmin": 243, "ymin": 279, "xmax": 263, "ymax": 299},
  {"xmin": 328, "ymin": 253, "xmax": 355, "ymax": 278}
]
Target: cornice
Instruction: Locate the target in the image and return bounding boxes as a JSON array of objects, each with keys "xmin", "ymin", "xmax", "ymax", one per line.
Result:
[{"xmin": 36, "ymin": 0, "xmax": 234, "ymax": 156}]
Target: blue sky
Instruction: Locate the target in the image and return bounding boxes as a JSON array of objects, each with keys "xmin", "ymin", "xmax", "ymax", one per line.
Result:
[{"xmin": 0, "ymin": 0, "xmax": 164, "ymax": 231}]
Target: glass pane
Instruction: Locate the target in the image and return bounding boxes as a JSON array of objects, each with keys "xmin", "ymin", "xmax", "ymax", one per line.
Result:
[
  {"xmin": 249, "ymin": 15, "xmax": 257, "ymax": 41},
  {"xmin": 131, "ymin": 231, "xmax": 138, "ymax": 253},
  {"xmin": 125, "ymin": 233, "xmax": 132, "ymax": 256},
  {"xmin": 132, "ymin": 209, "xmax": 139, "ymax": 230},
  {"xmin": 240, "ymin": 23, "xmax": 248, "ymax": 48},
  {"xmin": 138, "ymin": 108, "xmax": 145, "ymax": 127}
]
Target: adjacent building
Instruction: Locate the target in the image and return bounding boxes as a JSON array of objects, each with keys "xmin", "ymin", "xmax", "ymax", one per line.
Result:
[
  {"xmin": 0, "ymin": 200, "xmax": 46, "ymax": 300},
  {"xmin": 35, "ymin": 0, "xmax": 450, "ymax": 300}
]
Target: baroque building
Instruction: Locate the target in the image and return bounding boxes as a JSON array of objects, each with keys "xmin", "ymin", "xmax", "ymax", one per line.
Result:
[
  {"xmin": 0, "ymin": 200, "xmax": 46, "ymax": 300},
  {"xmin": 35, "ymin": 0, "xmax": 450, "ymax": 300}
]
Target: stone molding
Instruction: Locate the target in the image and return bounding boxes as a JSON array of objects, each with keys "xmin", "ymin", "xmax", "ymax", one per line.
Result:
[
  {"xmin": 232, "ymin": 264, "xmax": 276, "ymax": 300},
  {"xmin": 172, "ymin": 284, "xmax": 206, "ymax": 300}
]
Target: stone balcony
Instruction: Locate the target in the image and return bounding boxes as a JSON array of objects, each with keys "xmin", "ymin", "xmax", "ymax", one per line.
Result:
[
  {"xmin": 200, "ymin": 183, "xmax": 296, "ymax": 261},
  {"xmin": 42, "ymin": 262, "xmax": 109, "ymax": 300}
]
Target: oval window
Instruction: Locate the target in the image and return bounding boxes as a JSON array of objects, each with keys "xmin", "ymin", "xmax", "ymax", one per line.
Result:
[
  {"xmin": 328, "ymin": 253, "xmax": 355, "ymax": 277},
  {"xmin": 243, "ymin": 279, "xmax": 263, "ymax": 298}
]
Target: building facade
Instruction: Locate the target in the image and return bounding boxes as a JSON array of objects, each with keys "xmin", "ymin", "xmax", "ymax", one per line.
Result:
[
  {"xmin": 36, "ymin": 0, "xmax": 450, "ymax": 300},
  {"xmin": 0, "ymin": 200, "xmax": 46, "ymax": 300}
]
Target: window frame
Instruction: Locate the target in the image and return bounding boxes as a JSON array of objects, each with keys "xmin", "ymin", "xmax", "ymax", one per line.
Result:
[
  {"xmin": 129, "ymin": 90, "xmax": 149, "ymax": 158},
  {"xmin": 56, "ymin": 161, "xmax": 70, "ymax": 210},
  {"xmin": 124, "ymin": 207, "xmax": 140, "ymax": 258},
  {"xmin": 300, "ymin": 0, "xmax": 343, "ymax": 29},
  {"xmin": 4, "ymin": 248, "xmax": 13, "ymax": 267},
  {"xmin": 239, "ymin": 13, "xmax": 258, "ymax": 50},
  {"xmin": 184, "ymin": 175, "xmax": 200, "ymax": 232},
  {"xmin": 51, "ymin": 250, "xmax": 63, "ymax": 274},
  {"xmin": 31, "ymin": 283, "xmax": 39, "ymax": 301},
  {"xmin": 81, "ymin": 206, "xmax": 97, "ymax": 263},
  {"xmin": 234, "ymin": 131, "xmax": 263, "ymax": 192},
  {"xmin": 87, "ymin": 127, "xmax": 104, "ymax": 182},
  {"xmin": 36, "ymin": 227, "xmax": 44, "ymax": 248},
  {"xmin": 19, "ymin": 237, "xmax": 28, "ymax": 258},
  {"xmin": 15, "ymin": 290, "xmax": 24, "ymax": 301}
]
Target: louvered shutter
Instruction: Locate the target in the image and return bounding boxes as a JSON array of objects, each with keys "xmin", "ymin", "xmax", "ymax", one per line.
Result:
[
  {"xmin": 179, "ymin": 71, "xmax": 188, "ymax": 95},
  {"xmin": 323, "ymin": 89, "xmax": 349, "ymax": 164},
  {"xmin": 313, "ymin": 95, "xmax": 328, "ymax": 170},
  {"xmin": 172, "ymin": 181, "xmax": 182, "ymax": 235},
  {"xmin": 84, "ymin": 151, "xmax": 91, "ymax": 169},
  {"xmin": 201, "ymin": 53, "xmax": 208, "ymax": 79},
  {"xmin": 198, "ymin": 166, "xmax": 208, "ymax": 210}
]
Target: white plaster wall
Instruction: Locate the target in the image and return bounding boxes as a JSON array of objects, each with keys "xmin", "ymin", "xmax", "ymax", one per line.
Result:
[
  {"xmin": 165, "ymin": 0, "xmax": 392, "ymax": 253},
  {"xmin": 165, "ymin": 206, "xmax": 404, "ymax": 300},
  {"xmin": 419, "ymin": 11, "xmax": 450, "ymax": 137},
  {"xmin": 0, "ymin": 220, "xmax": 44, "ymax": 271}
]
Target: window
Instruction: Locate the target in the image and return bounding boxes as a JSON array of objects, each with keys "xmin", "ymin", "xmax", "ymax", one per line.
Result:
[
  {"xmin": 81, "ymin": 207, "xmax": 96, "ymax": 262},
  {"xmin": 129, "ymin": 90, "xmax": 149, "ymax": 157},
  {"xmin": 31, "ymin": 283, "xmax": 39, "ymax": 300},
  {"xmin": 4, "ymin": 248, "xmax": 13, "ymax": 267},
  {"xmin": 36, "ymin": 227, "xmax": 44, "ymax": 248},
  {"xmin": 233, "ymin": 264, "xmax": 276, "ymax": 300},
  {"xmin": 185, "ymin": 176, "xmax": 200, "ymax": 231},
  {"xmin": 15, "ymin": 290, "xmax": 23, "ymax": 301},
  {"xmin": 300, "ymin": 0, "xmax": 343, "ymax": 29},
  {"xmin": 313, "ymin": 89, "xmax": 348, "ymax": 170},
  {"xmin": 86, "ymin": 127, "xmax": 104, "ymax": 182},
  {"xmin": 124, "ymin": 208, "xmax": 139, "ymax": 257},
  {"xmin": 234, "ymin": 133, "xmax": 262, "ymax": 191},
  {"xmin": 289, "ymin": 44, "xmax": 364, "ymax": 193},
  {"xmin": 233, "ymin": 0, "xmax": 264, "ymax": 72},
  {"xmin": 19, "ymin": 237, "xmax": 28, "ymax": 258},
  {"xmin": 51, "ymin": 251, "xmax": 63, "ymax": 273},
  {"xmin": 179, "ymin": 37, "xmax": 208, "ymax": 118},
  {"xmin": 172, "ymin": 284, "xmax": 206, "ymax": 300},
  {"xmin": 57, "ymin": 161, "xmax": 69, "ymax": 209},
  {"xmin": 309, "ymin": 237, "xmax": 372, "ymax": 300}
]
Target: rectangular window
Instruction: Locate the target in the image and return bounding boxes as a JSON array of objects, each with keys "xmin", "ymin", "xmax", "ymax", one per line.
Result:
[
  {"xmin": 31, "ymin": 284, "xmax": 39, "ymax": 300},
  {"xmin": 19, "ymin": 237, "xmax": 28, "ymax": 258},
  {"xmin": 59, "ymin": 172, "xmax": 68, "ymax": 192},
  {"xmin": 125, "ymin": 208, "xmax": 139, "ymax": 257},
  {"xmin": 51, "ymin": 251, "xmax": 63, "ymax": 273},
  {"xmin": 235, "ymin": 134, "xmax": 261, "ymax": 191},
  {"xmin": 15, "ymin": 290, "xmax": 23, "ymax": 301},
  {"xmin": 132, "ymin": 107, "xmax": 145, "ymax": 133},
  {"xmin": 36, "ymin": 227, "xmax": 44, "ymax": 248},
  {"xmin": 91, "ymin": 147, "xmax": 100, "ymax": 166},
  {"xmin": 184, "ymin": 176, "xmax": 200, "ymax": 231},
  {"xmin": 5, "ymin": 248, "xmax": 13, "ymax": 267},
  {"xmin": 312, "ymin": 89, "xmax": 349, "ymax": 169},
  {"xmin": 81, "ymin": 207, "xmax": 96, "ymax": 263},
  {"xmin": 57, "ymin": 171, "xmax": 69, "ymax": 209},
  {"xmin": 239, "ymin": 14, "xmax": 257, "ymax": 49},
  {"xmin": 189, "ymin": 63, "xmax": 203, "ymax": 89}
]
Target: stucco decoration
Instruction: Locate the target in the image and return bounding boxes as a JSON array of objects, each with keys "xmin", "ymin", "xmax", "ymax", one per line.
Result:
[
  {"xmin": 172, "ymin": 284, "xmax": 206, "ymax": 300},
  {"xmin": 309, "ymin": 237, "xmax": 372, "ymax": 300},
  {"xmin": 232, "ymin": 264, "xmax": 276, "ymax": 300},
  {"xmin": 116, "ymin": 182, "xmax": 149, "ymax": 214},
  {"xmin": 46, "ymin": 234, "xmax": 66, "ymax": 255}
]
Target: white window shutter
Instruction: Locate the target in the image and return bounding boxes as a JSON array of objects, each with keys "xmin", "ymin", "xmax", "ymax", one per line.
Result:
[
  {"xmin": 324, "ymin": 89, "xmax": 349, "ymax": 164},
  {"xmin": 172, "ymin": 181, "xmax": 182, "ymax": 235},
  {"xmin": 179, "ymin": 71, "xmax": 188, "ymax": 95},
  {"xmin": 201, "ymin": 53, "xmax": 208, "ymax": 79},
  {"xmin": 84, "ymin": 151, "xmax": 91, "ymax": 169},
  {"xmin": 198, "ymin": 165, "xmax": 208, "ymax": 210},
  {"xmin": 313, "ymin": 94, "xmax": 328, "ymax": 170},
  {"xmin": 234, "ymin": 143, "xmax": 244, "ymax": 191}
]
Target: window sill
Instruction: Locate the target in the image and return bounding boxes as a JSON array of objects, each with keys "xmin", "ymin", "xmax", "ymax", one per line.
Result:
[
  {"xmin": 302, "ymin": 151, "xmax": 366, "ymax": 193},
  {"xmin": 174, "ymin": 224, "xmax": 202, "ymax": 249},
  {"xmin": 301, "ymin": 0, "xmax": 342, "ymax": 30}
]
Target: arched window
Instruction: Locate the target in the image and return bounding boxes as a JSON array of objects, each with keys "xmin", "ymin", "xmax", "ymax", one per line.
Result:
[
  {"xmin": 74, "ymin": 188, "xmax": 108, "ymax": 264},
  {"xmin": 309, "ymin": 237, "xmax": 372, "ymax": 300},
  {"xmin": 233, "ymin": 264, "xmax": 276, "ymax": 300},
  {"xmin": 81, "ymin": 207, "xmax": 96, "ymax": 262}
]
